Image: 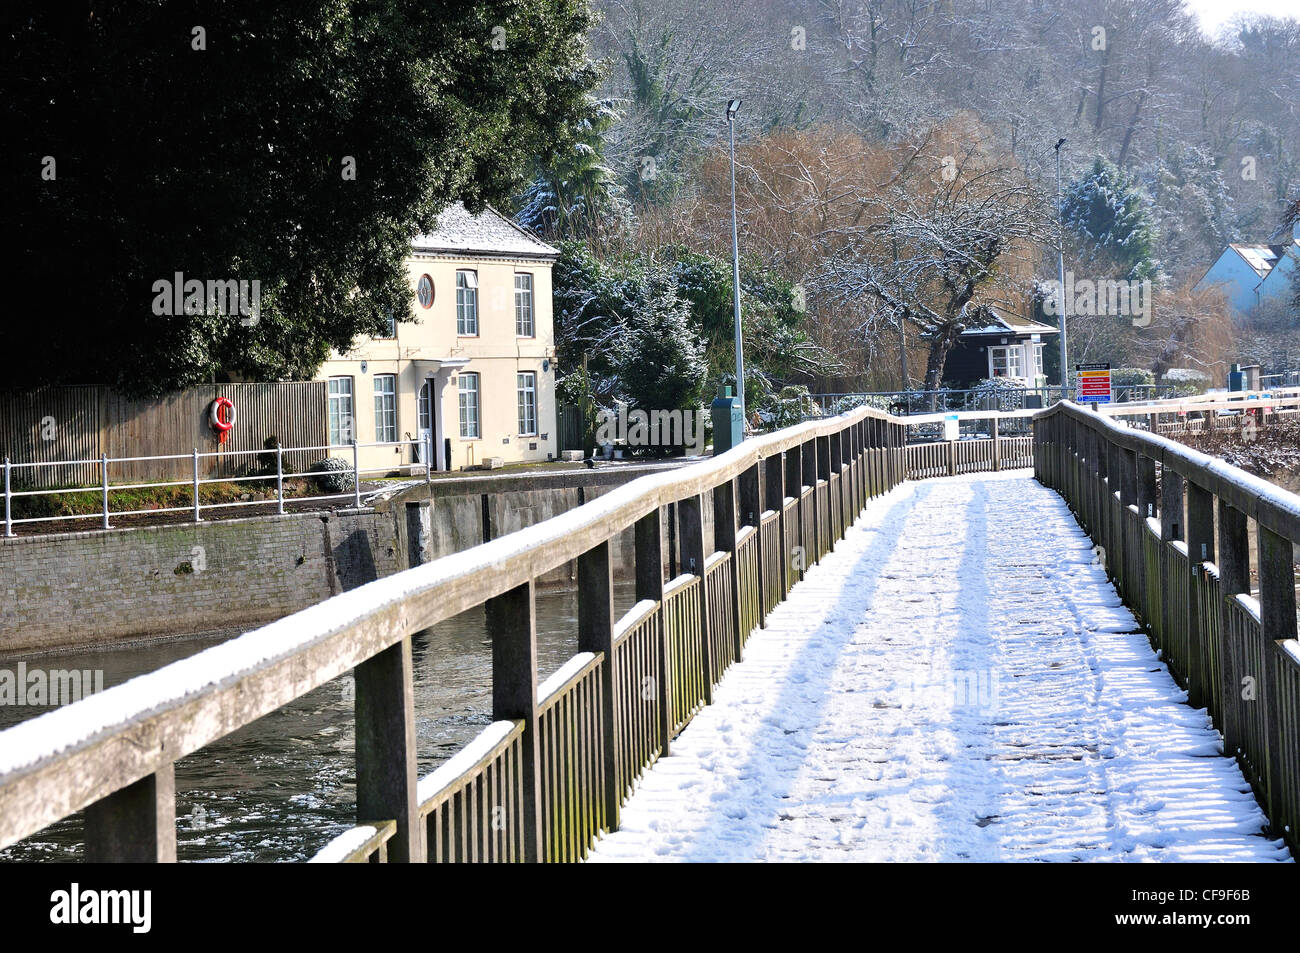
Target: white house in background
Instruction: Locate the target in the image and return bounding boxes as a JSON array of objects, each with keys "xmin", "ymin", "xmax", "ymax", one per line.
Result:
[
  {"xmin": 1193, "ymin": 219, "xmax": 1300, "ymax": 318},
  {"xmin": 315, "ymin": 203, "xmax": 559, "ymax": 474}
]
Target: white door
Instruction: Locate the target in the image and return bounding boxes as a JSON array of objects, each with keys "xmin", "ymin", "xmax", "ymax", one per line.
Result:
[{"xmin": 417, "ymin": 380, "xmax": 434, "ymax": 467}]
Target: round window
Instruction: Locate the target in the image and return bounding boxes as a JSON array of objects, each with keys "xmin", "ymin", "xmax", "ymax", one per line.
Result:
[{"xmin": 416, "ymin": 274, "xmax": 435, "ymax": 309}]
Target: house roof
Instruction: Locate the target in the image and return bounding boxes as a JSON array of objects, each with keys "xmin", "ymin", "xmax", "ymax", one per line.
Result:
[
  {"xmin": 959, "ymin": 307, "xmax": 1059, "ymax": 337},
  {"xmin": 411, "ymin": 202, "xmax": 559, "ymax": 259},
  {"xmin": 1229, "ymin": 243, "xmax": 1282, "ymax": 279}
]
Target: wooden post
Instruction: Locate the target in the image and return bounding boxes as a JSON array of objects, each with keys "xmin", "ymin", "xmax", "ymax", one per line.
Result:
[
  {"xmin": 765, "ymin": 453, "xmax": 787, "ymax": 600},
  {"xmin": 991, "ymin": 417, "xmax": 1001, "ymax": 472},
  {"xmin": 802, "ymin": 438, "xmax": 819, "ymax": 564},
  {"xmin": 713, "ymin": 478, "xmax": 744, "ymax": 659},
  {"xmin": 85, "ymin": 766, "xmax": 177, "ymax": 863},
  {"xmin": 739, "ymin": 461, "xmax": 764, "ymax": 624},
  {"xmin": 489, "ymin": 580, "xmax": 542, "ymax": 863},
  {"xmin": 1185, "ymin": 481, "xmax": 1215, "ymax": 709},
  {"xmin": 1259, "ymin": 525, "xmax": 1298, "ymax": 822},
  {"xmin": 1136, "ymin": 454, "xmax": 1157, "ymax": 520},
  {"xmin": 1216, "ymin": 499, "xmax": 1250, "ymax": 754},
  {"xmin": 786, "ymin": 443, "xmax": 805, "ymax": 580},
  {"xmin": 578, "ymin": 540, "xmax": 620, "ymax": 832},
  {"xmin": 677, "ymin": 494, "xmax": 714, "ymax": 703},
  {"xmin": 355, "ymin": 636, "xmax": 423, "ymax": 862},
  {"xmin": 817, "ymin": 435, "xmax": 832, "ymax": 554},
  {"xmin": 635, "ymin": 508, "xmax": 670, "ymax": 757}
]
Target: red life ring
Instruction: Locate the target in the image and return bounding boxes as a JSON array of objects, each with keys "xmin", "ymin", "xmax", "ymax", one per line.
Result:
[{"xmin": 210, "ymin": 397, "xmax": 236, "ymax": 433}]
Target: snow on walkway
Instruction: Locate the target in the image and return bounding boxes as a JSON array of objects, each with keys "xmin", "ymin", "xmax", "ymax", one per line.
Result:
[{"xmin": 589, "ymin": 471, "xmax": 1291, "ymax": 863}]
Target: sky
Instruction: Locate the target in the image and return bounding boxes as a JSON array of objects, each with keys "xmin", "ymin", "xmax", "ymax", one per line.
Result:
[{"xmin": 1183, "ymin": 0, "xmax": 1299, "ymax": 38}]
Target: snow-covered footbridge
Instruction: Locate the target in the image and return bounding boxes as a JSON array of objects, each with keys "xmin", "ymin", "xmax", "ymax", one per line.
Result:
[
  {"xmin": 1, "ymin": 398, "xmax": 1297, "ymax": 863},
  {"xmin": 589, "ymin": 471, "xmax": 1288, "ymax": 862}
]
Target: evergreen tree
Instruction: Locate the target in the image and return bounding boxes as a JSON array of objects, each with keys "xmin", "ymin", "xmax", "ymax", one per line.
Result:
[
  {"xmin": 3, "ymin": 2, "xmax": 598, "ymax": 395},
  {"xmin": 1062, "ymin": 158, "xmax": 1162, "ymax": 283}
]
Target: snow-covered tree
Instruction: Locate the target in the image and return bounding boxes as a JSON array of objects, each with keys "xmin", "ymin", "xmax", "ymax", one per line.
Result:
[{"xmin": 1062, "ymin": 157, "xmax": 1162, "ymax": 282}]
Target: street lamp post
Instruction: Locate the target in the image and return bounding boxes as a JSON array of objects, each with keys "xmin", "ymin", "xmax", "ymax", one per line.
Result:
[
  {"xmin": 1055, "ymin": 137, "xmax": 1070, "ymax": 403},
  {"xmin": 727, "ymin": 98, "xmax": 746, "ymax": 427}
]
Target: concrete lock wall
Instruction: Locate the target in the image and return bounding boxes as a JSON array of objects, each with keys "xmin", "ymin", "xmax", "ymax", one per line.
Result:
[
  {"xmin": 0, "ymin": 509, "xmax": 407, "ymax": 654},
  {"xmin": 0, "ymin": 464, "xmax": 690, "ymax": 653}
]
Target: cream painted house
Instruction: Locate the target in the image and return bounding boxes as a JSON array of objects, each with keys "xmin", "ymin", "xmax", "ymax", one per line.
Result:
[{"xmin": 316, "ymin": 203, "xmax": 559, "ymax": 474}]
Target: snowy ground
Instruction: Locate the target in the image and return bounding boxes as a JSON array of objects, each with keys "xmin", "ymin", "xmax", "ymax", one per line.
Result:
[{"xmin": 588, "ymin": 471, "xmax": 1291, "ymax": 863}]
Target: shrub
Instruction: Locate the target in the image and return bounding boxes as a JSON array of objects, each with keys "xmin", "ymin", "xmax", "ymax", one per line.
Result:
[
  {"xmin": 970, "ymin": 378, "xmax": 1025, "ymax": 412},
  {"xmin": 1111, "ymin": 367, "xmax": 1155, "ymax": 387},
  {"xmin": 309, "ymin": 457, "xmax": 356, "ymax": 494}
]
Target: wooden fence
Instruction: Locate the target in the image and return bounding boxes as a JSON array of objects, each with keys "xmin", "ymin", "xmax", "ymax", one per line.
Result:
[
  {"xmin": 1035, "ymin": 401, "xmax": 1300, "ymax": 853},
  {"xmin": 905, "ymin": 435, "xmax": 1034, "ymax": 480},
  {"xmin": 0, "ymin": 382, "xmax": 328, "ymax": 487},
  {"xmin": 0, "ymin": 406, "xmax": 907, "ymax": 862}
]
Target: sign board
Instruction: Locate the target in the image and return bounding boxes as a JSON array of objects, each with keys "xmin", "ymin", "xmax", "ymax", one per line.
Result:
[{"xmin": 1075, "ymin": 362, "xmax": 1112, "ymax": 403}]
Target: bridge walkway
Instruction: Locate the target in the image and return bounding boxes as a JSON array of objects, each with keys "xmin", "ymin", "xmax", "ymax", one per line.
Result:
[{"xmin": 588, "ymin": 471, "xmax": 1290, "ymax": 863}]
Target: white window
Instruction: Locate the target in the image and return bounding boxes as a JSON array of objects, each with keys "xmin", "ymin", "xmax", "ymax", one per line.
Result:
[
  {"xmin": 328, "ymin": 377, "xmax": 354, "ymax": 445},
  {"xmin": 456, "ymin": 270, "xmax": 479, "ymax": 335},
  {"xmin": 458, "ymin": 373, "xmax": 481, "ymax": 439},
  {"xmin": 1033, "ymin": 344, "xmax": 1045, "ymax": 378},
  {"xmin": 373, "ymin": 374, "xmax": 397, "ymax": 442},
  {"xmin": 381, "ymin": 311, "xmax": 396, "ymax": 338},
  {"xmin": 517, "ymin": 372, "xmax": 537, "ymax": 435},
  {"xmin": 515, "ymin": 273, "xmax": 534, "ymax": 337},
  {"xmin": 989, "ymin": 346, "xmax": 1025, "ymax": 379}
]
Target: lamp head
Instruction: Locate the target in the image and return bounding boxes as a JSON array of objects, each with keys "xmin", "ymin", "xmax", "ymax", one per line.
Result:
[
  {"xmin": 1055, "ymin": 138, "xmax": 1066, "ymax": 151},
  {"xmin": 726, "ymin": 99, "xmax": 742, "ymax": 121}
]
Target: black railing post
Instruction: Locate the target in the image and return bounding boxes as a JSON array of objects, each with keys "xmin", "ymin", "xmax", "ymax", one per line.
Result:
[
  {"xmin": 578, "ymin": 540, "xmax": 620, "ymax": 832},
  {"xmin": 765, "ymin": 453, "xmax": 787, "ymax": 601},
  {"xmin": 85, "ymin": 767, "xmax": 177, "ymax": 863},
  {"xmin": 489, "ymin": 580, "xmax": 542, "ymax": 863},
  {"xmin": 1185, "ymin": 482, "xmax": 1216, "ymax": 709},
  {"xmin": 355, "ymin": 635, "xmax": 423, "ymax": 862},
  {"xmin": 634, "ymin": 508, "xmax": 670, "ymax": 758},
  {"xmin": 677, "ymin": 494, "xmax": 714, "ymax": 704},
  {"xmin": 712, "ymin": 477, "xmax": 744, "ymax": 660},
  {"xmin": 1216, "ymin": 499, "xmax": 1250, "ymax": 754},
  {"xmin": 739, "ymin": 461, "xmax": 764, "ymax": 624},
  {"xmin": 1259, "ymin": 525, "xmax": 1298, "ymax": 826}
]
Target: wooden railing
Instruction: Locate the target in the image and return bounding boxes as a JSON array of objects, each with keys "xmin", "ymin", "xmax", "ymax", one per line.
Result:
[
  {"xmin": 1035, "ymin": 400, "xmax": 1300, "ymax": 853},
  {"xmin": 0, "ymin": 404, "xmax": 909, "ymax": 863},
  {"xmin": 905, "ymin": 435, "xmax": 1034, "ymax": 480}
]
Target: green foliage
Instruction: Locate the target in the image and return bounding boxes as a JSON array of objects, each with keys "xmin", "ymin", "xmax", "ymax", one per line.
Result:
[
  {"xmin": 5, "ymin": 2, "xmax": 598, "ymax": 395},
  {"xmin": 668, "ymin": 246, "xmax": 815, "ymax": 391},
  {"xmin": 309, "ymin": 457, "xmax": 357, "ymax": 494},
  {"xmin": 1111, "ymin": 367, "xmax": 1155, "ymax": 388},
  {"xmin": 1063, "ymin": 158, "xmax": 1162, "ymax": 283},
  {"xmin": 551, "ymin": 241, "xmax": 707, "ymax": 413},
  {"xmin": 516, "ymin": 97, "xmax": 630, "ymax": 242}
]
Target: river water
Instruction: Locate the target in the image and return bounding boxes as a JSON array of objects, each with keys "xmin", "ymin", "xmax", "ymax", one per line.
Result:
[{"xmin": 0, "ymin": 582, "xmax": 637, "ymax": 863}]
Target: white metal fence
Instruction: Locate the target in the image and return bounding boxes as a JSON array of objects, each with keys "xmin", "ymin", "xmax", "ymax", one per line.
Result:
[{"xmin": 3, "ymin": 434, "xmax": 436, "ymax": 536}]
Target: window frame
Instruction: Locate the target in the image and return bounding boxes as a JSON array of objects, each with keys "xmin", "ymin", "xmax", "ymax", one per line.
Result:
[
  {"xmin": 516, "ymin": 371, "xmax": 538, "ymax": 436},
  {"xmin": 514, "ymin": 272, "xmax": 535, "ymax": 338},
  {"xmin": 989, "ymin": 345, "xmax": 1025, "ymax": 379},
  {"xmin": 458, "ymin": 372, "xmax": 481, "ymax": 440},
  {"xmin": 456, "ymin": 269, "xmax": 479, "ymax": 337},
  {"xmin": 328, "ymin": 376, "xmax": 355, "ymax": 446},
  {"xmin": 373, "ymin": 373, "xmax": 398, "ymax": 443}
]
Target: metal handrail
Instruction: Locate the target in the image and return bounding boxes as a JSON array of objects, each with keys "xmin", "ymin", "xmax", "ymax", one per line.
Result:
[{"xmin": 2, "ymin": 434, "xmax": 437, "ymax": 536}]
